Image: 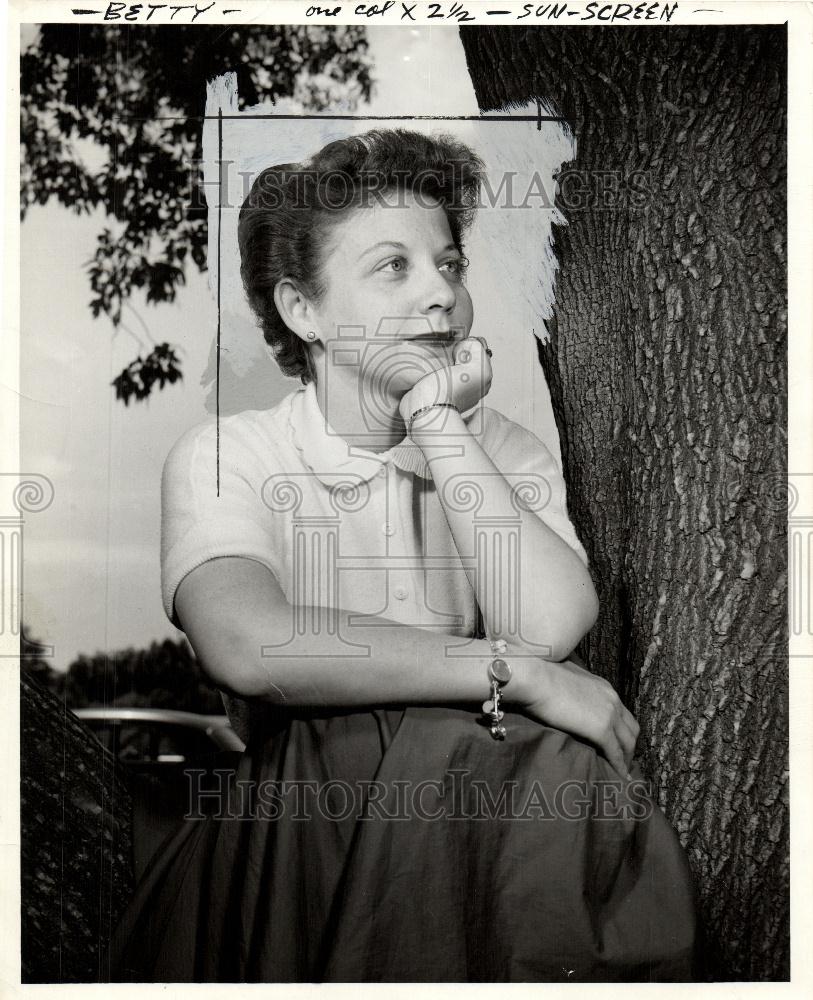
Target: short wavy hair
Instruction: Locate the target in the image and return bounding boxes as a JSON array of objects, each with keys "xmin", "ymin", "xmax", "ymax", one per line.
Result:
[{"xmin": 238, "ymin": 128, "xmax": 484, "ymax": 384}]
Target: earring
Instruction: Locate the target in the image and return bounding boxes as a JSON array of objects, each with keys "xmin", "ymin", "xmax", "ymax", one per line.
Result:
[{"xmin": 306, "ymin": 331, "xmax": 317, "ymax": 341}]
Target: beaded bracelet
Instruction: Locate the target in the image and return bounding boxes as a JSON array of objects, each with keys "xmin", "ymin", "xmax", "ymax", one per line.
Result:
[
  {"xmin": 407, "ymin": 402, "xmax": 460, "ymax": 436},
  {"xmin": 481, "ymin": 637, "xmax": 512, "ymax": 740}
]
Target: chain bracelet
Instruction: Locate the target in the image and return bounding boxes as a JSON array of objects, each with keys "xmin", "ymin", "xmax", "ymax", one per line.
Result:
[
  {"xmin": 481, "ymin": 636, "xmax": 512, "ymax": 740},
  {"xmin": 407, "ymin": 402, "xmax": 460, "ymax": 436}
]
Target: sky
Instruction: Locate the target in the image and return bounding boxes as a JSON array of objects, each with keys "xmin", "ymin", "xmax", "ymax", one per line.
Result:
[{"xmin": 20, "ymin": 25, "xmax": 564, "ymax": 671}]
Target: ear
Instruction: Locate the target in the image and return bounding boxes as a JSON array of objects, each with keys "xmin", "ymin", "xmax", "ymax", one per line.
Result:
[{"xmin": 273, "ymin": 278, "xmax": 320, "ymax": 344}]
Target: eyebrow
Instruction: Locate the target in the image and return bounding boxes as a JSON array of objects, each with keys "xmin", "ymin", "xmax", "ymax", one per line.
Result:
[
  {"xmin": 357, "ymin": 240, "xmax": 460, "ymax": 262},
  {"xmin": 356, "ymin": 241, "xmax": 404, "ymax": 261}
]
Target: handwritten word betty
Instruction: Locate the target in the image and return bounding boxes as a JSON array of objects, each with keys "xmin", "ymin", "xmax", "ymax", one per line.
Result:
[
  {"xmin": 102, "ymin": 2, "xmax": 221, "ymax": 20},
  {"xmin": 92, "ymin": 1, "xmax": 681, "ymax": 23}
]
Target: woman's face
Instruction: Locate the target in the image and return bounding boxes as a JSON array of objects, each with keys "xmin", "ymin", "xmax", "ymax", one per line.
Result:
[{"xmin": 309, "ymin": 187, "xmax": 474, "ymax": 399}]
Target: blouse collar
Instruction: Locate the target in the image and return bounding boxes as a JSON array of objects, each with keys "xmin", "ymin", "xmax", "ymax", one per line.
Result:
[{"xmin": 288, "ymin": 382, "xmax": 432, "ymax": 486}]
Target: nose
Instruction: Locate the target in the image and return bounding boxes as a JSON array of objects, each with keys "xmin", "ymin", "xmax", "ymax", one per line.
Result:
[{"xmin": 418, "ymin": 261, "xmax": 456, "ymax": 317}]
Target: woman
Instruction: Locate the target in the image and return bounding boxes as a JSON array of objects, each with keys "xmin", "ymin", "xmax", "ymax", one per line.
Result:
[{"xmin": 110, "ymin": 128, "xmax": 696, "ymax": 982}]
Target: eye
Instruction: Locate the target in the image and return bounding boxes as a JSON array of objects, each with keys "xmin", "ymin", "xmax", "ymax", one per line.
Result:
[
  {"xmin": 440, "ymin": 255, "xmax": 470, "ymax": 279},
  {"xmin": 379, "ymin": 256, "xmax": 408, "ymax": 274}
]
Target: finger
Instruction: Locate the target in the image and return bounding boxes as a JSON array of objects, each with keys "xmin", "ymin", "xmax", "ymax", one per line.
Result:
[
  {"xmin": 617, "ymin": 698, "xmax": 640, "ymax": 738},
  {"xmin": 618, "ymin": 713, "xmax": 639, "ymax": 769},
  {"xmin": 469, "ymin": 337, "xmax": 491, "ymax": 365},
  {"xmin": 619, "ymin": 703, "xmax": 640, "ymax": 739},
  {"xmin": 467, "ymin": 339, "xmax": 493, "ymax": 385},
  {"xmin": 453, "ymin": 340, "xmax": 474, "ymax": 364},
  {"xmin": 472, "ymin": 337, "xmax": 493, "ymax": 367},
  {"xmin": 613, "ymin": 719, "xmax": 637, "ymax": 772},
  {"xmin": 601, "ymin": 730, "xmax": 631, "ymax": 783},
  {"xmin": 599, "ymin": 722, "xmax": 630, "ymax": 781},
  {"xmin": 454, "ymin": 337, "xmax": 487, "ymax": 365}
]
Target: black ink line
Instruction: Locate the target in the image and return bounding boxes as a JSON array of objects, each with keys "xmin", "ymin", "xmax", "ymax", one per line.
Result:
[
  {"xmin": 150, "ymin": 113, "xmax": 568, "ymax": 122},
  {"xmin": 217, "ymin": 107, "xmax": 222, "ymax": 497},
  {"xmin": 201, "ymin": 100, "xmax": 569, "ymax": 493},
  {"xmin": 485, "ymin": 9, "xmax": 512, "ymax": 13},
  {"xmin": 71, "ymin": 8, "xmax": 101, "ymax": 12}
]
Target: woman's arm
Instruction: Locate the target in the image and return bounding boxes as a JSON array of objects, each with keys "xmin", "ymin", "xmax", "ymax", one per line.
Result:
[
  {"xmin": 175, "ymin": 556, "xmax": 636, "ymax": 777},
  {"xmin": 410, "ymin": 407, "xmax": 599, "ymax": 661},
  {"xmin": 177, "ymin": 554, "xmax": 509, "ymax": 706},
  {"xmin": 400, "ymin": 338, "xmax": 598, "ymax": 661}
]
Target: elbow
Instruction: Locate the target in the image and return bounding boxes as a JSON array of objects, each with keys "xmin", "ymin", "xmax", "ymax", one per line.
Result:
[
  {"xmin": 217, "ymin": 654, "xmax": 289, "ymax": 703},
  {"xmin": 192, "ymin": 634, "xmax": 287, "ymax": 703},
  {"xmin": 566, "ymin": 595, "xmax": 599, "ymax": 661},
  {"xmin": 197, "ymin": 654, "xmax": 262, "ymax": 700},
  {"xmin": 547, "ymin": 580, "xmax": 600, "ymax": 663},
  {"xmin": 582, "ymin": 581, "xmax": 600, "ymax": 634},
  {"xmin": 217, "ymin": 666, "xmax": 282, "ymax": 702},
  {"xmin": 515, "ymin": 549, "xmax": 599, "ymax": 661}
]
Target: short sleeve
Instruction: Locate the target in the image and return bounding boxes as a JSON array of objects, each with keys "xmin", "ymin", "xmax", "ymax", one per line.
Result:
[
  {"xmin": 160, "ymin": 421, "xmax": 279, "ymax": 628},
  {"xmin": 480, "ymin": 408, "xmax": 590, "ymax": 568}
]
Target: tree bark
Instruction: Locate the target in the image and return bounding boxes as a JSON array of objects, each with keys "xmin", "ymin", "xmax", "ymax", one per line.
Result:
[
  {"xmin": 21, "ymin": 672, "xmax": 135, "ymax": 982},
  {"xmin": 459, "ymin": 25, "xmax": 788, "ymax": 982}
]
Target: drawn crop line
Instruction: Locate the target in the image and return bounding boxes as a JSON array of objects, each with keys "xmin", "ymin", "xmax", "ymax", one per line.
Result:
[{"xmin": 213, "ymin": 100, "xmax": 556, "ymax": 486}]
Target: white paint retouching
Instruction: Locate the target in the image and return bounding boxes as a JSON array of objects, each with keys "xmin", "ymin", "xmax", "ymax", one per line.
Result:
[{"xmin": 201, "ymin": 35, "xmax": 576, "ymax": 465}]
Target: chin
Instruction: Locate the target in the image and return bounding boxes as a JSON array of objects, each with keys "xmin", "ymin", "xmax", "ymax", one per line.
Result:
[
  {"xmin": 360, "ymin": 341, "xmax": 452, "ymax": 399},
  {"xmin": 377, "ymin": 374, "xmax": 418, "ymax": 399}
]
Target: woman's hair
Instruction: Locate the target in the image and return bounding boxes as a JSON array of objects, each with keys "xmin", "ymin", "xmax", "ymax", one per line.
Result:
[{"xmin": 238, "ymin": 128, "xmax": 484, "ymax": 384}]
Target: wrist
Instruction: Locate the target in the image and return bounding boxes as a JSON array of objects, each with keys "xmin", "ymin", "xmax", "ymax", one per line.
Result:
[
  {"xmin": 408, "ymin": 403, "xmax": 465, "ymax": 442},
  {"xmin": 501, "ymin": 648, "xmax": 550, "ymax": 710}
]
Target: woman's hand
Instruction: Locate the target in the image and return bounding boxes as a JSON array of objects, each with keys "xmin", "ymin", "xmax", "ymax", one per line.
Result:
[
  {"xmin": 511, "ymin": 650, "xmax": 640, "ymax": 783},
  {"xmin": 399, "ymin": 335, "xmax": 493, "ymax": 429}
]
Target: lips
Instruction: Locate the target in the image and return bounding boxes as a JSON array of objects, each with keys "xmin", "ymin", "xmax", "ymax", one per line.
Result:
[{"xmin": 405, "ymin": 333, "xmax": 456, "ymax": 341}]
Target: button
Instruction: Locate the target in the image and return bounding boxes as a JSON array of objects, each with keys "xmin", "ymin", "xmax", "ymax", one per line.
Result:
[
  {"xmin": 393, "ymin": 587, "xmax": 408, "ymax": 601},
  {"xmin": 382, "ymin": 523, "xmax": 396, "ymax": 536},
  {"xmin": 377, "ymin": 466, "xmax": 387, "ymax": 478}
]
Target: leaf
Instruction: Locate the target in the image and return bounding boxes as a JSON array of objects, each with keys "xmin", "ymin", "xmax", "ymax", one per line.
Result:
[
  {"xmin": 110, "ymin": 342, "xmax": 186, "ymax": 404},
  {"xmin": 21, "ymin": 24, "xmax": 373, "ymax": 402}
]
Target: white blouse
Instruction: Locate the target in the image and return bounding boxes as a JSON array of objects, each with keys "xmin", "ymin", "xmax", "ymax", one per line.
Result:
[{"xmin": 161, "ymin": 381, "xmax": 589, "ymax": 639}]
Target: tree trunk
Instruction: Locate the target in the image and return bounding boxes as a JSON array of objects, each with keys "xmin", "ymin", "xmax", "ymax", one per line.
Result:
[
  {"xmin": 459, "ymin": 25, "xmax": 788, "ymax": 982},
  {"xmin": 21, "ymin": 672, "xmax": 135, "ymax": 982}
]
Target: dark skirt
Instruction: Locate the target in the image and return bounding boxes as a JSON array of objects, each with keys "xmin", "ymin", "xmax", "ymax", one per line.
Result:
[{"xmin": 109, "ymin": 703, "xmax": 696, "ymax": 982}]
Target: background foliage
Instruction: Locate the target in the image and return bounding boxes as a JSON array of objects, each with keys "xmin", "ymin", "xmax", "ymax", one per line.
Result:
[
  {"xmin": 21, "ymin": 25, "xmax": 373, "ymax": 403},
  {"xmin": 22, "ymin": 627, "xmax": 223, "ymax": 714}
]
